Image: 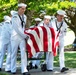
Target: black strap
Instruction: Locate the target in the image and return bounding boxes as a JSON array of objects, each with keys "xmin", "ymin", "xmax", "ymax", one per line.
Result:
[
  {"xmin": 10, "ymin": 21, "xmax": 12, "ymax": 24},
  {"xmin": 55, "ymin": 20, "xmax": 63, "ymax": 32},
  {"xmin": 18, "ymin": 14, "xmax": 24, "ymax": 28}
]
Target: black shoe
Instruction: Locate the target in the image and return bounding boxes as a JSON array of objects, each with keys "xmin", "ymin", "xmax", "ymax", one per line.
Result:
[
  {"xmin": 0, "ymin": 68, "xmax": 2, "ymax": 71},
  {"xmin": 61, "ymin": 67, "xmax": 69, "ymax": 72},
  {"xmin": 47, "ymin": 69, "xmax": 53, "ymax": 72},
  {"xmin": 27, "ymin": 65, "xmax": 30, "ymax": 71},
  {"xmin": 29, "ymin": 62, "xmax": 33, "ymax": 69},
  {"xmin": 6, "ymin": 70, "xmax": 11, "ymax": 73},
  {"xmin": 35, "ymin": 65, "xmax": 38, "ymax": 69},
  {"xmin": 41, "ymin": 64, "xmax": 47, "ymax": 72},
  {"xmin": 33, "ymin": 65, "xmax": 38, "ymax": 69},
  {"xmin": 23, "ymin": 72, "xmax": 30, "ymax": 75}
]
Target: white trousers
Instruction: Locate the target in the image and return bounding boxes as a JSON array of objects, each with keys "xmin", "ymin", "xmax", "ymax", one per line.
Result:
[
  {"xmin": 32, "ymin": 52, "xmax": 44, "ymax": 67},
  {"xmin": 0, "ymin": 42, "xmax": 11, "ymax": 71},
  {"xmin": 11, "ymin": 39, "xmax": 28, "ymax": 73},
  {"xmin": 47, "ymin": 38, "xmax": 65, "ymax": 70}
]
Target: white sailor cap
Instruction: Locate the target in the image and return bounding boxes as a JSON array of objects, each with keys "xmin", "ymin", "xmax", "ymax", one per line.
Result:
[
  {"xmin": 35, "ymin": 18, "xmax": 42, "ymax": 21},
  {"xmin": 18, "ymin": 3, "xmax": 27, "ymax": 7},
  {"xmin": 10, "ymin": 10, "xmax": 17, "ymax": 16},
  {"xmin": 4, "ymin": 15, "xmax": 11, "ymax": 21},
  {"xmin": 44, "ymin": 15, "xmax": 51, "ymax": 19},
  {"xmin": 57, "ymin": 10, "xmax": 66, "ymax": 16}
]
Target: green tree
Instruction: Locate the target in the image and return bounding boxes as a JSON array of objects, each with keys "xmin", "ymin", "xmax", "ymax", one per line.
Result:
[
  {"xmin": 0, "ymin": 0, "xmax": 17, "ymax": 21},
  {"xmin": 0, "ymin": 0, "xmax": 76, "ymax": 35},
  {"xmin": 65, "ymin": 7, "xmax": 76, "ymax": 36}
]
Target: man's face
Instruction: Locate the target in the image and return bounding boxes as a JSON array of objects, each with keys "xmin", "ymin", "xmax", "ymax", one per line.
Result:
[
  {"xmin": 57, "ymin": 14, "xmax": 64, "ymax": 22},
  {"xmin": 44, "ymin": 18, "xmax": 50, "ymax": 25},
  {"xmin": 18, "ymin": 6, "xmax": 26, "ymax": 14}
]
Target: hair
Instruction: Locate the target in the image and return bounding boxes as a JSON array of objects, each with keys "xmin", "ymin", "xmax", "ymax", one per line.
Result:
[
  {"xmin": 18, "ymin": 7, "xmax": 22, "ymax": 10},
  {"xmin": 55, "ymin": 13, "xmax": 58, "ymax": 17}
]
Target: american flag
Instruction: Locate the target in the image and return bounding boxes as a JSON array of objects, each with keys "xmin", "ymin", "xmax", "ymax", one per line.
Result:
[{"xmin": 24, "ymin": 26, "xmax": 59, "ymax": 58}]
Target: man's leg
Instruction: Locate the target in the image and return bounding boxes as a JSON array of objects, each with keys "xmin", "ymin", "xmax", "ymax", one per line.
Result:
[
  {"xmin": 11, "ymin": 40, "xmax": 18, "ymax": 73},
  {"xmin": 32, "ymin": 52, "xmax": 43, "ymax": 68},
  {"xmin": 20, "ymin": 40, "xmax": 28, "ymax": 73},
  {"xmin": 59, "ymin": 39, "xmax": 69, "ymax": 72},
  {"xmin": 46, "ymin": 52, "xmax": 54, "ymax": 71},
  {"xmin": 59, "ymin": 39, "xmax": 65, "ymax": 70},
  {"xmin": 5, "ymin": 43, "xmax": 11, "ymax": 71},
  {"xmin": 0, "ymin": 44, "xmax": 6, "ymax": 69}
]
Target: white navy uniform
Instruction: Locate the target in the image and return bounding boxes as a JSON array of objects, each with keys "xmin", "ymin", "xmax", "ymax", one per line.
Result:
[
  {"xmin": 11, "ymin": 13, "xmax": 28, "ymax": 73},
  {"xmin": 0, "ymin": 23, "xmax": 2, "ymax": 36},
  {"xmin": 0, "ymin": 23, "xmax": 2, "ymax": 60},
  {"xmin": 38, "ymin": 21, "xmax": 52, "ymax": 65},
  {"xmin": 0, "ymin": 20, "xmax": 12, "ymax": 71},
  {"xmin": 47, "ymin": 19, "xmax": 67, "ymax": 70}
]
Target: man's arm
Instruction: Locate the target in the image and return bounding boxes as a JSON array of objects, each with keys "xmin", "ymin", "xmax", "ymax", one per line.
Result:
[{"xmin": 12, "ymin": 15, "xmax": 28, "ymax": 39}]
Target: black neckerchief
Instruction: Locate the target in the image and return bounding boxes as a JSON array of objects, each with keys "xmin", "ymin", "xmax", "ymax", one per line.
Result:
[
  {"xmin": 55, "ymin": 20, "xmax": 63, "ymax": 32},
  {"xmin": 18, "ymin": 14, "xmax": 24, "ymax": 28}
]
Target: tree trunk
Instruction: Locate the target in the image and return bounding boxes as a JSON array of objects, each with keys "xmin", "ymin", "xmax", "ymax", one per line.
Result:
[{"xmin": 26, "ymin": 10, "xmax": 35, "ymax": 28}]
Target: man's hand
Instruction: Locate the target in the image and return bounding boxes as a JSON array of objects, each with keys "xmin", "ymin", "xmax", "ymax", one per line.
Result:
[{"xmin": 25, "ymin": 35, "xmax": 29, "ymax": 41}]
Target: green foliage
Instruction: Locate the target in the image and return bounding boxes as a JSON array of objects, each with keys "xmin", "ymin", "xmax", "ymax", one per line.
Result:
[
  {"xmin": 27, "ymin": 1, "xmax": 76, "ymax": 17},
  {"xmin": 0, "ymin": 0, "xmax": 76, "ymax": 22},
  {"xmin": 0, "ymin": 0, "xmax": 17, "ymax": 22},
  {"xmin": 54, "ymin": 51, "xmax": 76, "ymax": 68},
  {"xmin": 59, "ymin": 1, "xmax": 76, "ymax": 9},
  {"xmin": 0, "ymin": 72, "xmax": 8, "ymax": 75}
]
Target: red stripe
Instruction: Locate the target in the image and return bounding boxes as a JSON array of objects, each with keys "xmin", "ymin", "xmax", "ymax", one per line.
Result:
[
  {"xmin": 24, "ymin": 31, "xmax": 40, "ymax": 53},
  {"xmin": 41, "ymin": 26, "xmax": 48, "ymax": 52},
  {"xmin": 24, "ymin": 26, "xmax": 59, "ymax": 57},
  {"xmin": 34, "ymin": 27, "xmax": 40, "ymax": 38},
  {"xmin": 50, "ymin": 28, "xmax": 56, "ymax": 56},
  {"xmin": 54, "ymin": 41, "xmax": 59, "ymax": 56},
  {"xmin": 26, "ymin": 44, "xmax": 32, "ymax": 58}
]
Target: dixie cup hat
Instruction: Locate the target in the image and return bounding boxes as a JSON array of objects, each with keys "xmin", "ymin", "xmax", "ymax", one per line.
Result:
[
  {"xmin": 44, "ymin": 15, "xmax": 51, "ymax": 19},
  {"xmin": 57, "ymin": 10, "xmax": 66, "ymax": 16},
  {"xmin": 35, "ymin": 18, "xmax": 42, "ymax": 21},
  {"xmin": 18, "ymin": 3, "xmax": 27, "ymax": 7}
]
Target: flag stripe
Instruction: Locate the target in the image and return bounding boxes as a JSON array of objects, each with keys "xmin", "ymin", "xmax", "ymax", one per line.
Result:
[
  {"xmin": 25, "ymin": 32, "xmax": 40, "ymax": 52},
  {"xmin": 41, "ymin": 26, "xmax": 48, "ymax": 52},
  {"xmin": 24, "ymin": 26, "xmax": 59, "ymax": 57}
]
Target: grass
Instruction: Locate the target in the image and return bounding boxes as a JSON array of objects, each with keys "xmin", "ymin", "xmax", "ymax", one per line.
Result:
[
  {"xmin": 54, "ymin": 51, "xmax": 76, "ymax": 68},
  {"xmin": 0, "ymin": 72, "xmax": 8, "ymax": 75}
]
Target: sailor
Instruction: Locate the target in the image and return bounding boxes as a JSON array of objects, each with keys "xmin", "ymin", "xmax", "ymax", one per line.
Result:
[
  {"xmin": 30, "ymin": 18, "xmax": 42, "ymax": 28},
  {"xmin": 0, "ymin": 15, "xmax": 11, "ymax": 72},
  {"xmin": 38, "ymin": 15, "xmax": 52, "ymax": 71},
  {"xmin": 47, "ymin": 10, "xmax": 69, "ymax": 72},
  {"xmin": 10, "ymin": 3, "xmax": 30, "ymax": 75}
]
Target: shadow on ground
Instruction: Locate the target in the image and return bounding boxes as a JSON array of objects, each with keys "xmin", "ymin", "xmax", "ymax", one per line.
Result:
[{"xmin": 0, "ymin": 67, "xmax": 76, "ymax": 75}]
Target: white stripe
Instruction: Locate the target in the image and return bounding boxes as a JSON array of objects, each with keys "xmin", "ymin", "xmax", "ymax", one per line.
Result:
[
  {"xmin": 44, "ymin": 26, "xmax": 52, "ymax": 52},
  {"xmin": 27, "ymin": 38, "xmax": 36, "ymax": 56},
  {"xmin": 37, "ymin": 27, "xmax": 44, "ymax": 51},
  {"xmin": 30, "ymin": 29, "xmax": 42, "ymax": 52}
]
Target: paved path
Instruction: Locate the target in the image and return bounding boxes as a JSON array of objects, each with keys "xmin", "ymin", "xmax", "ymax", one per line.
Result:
[{"xmin": 0, "ymin": 67, "xmax": 76, "ymax": 75}]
